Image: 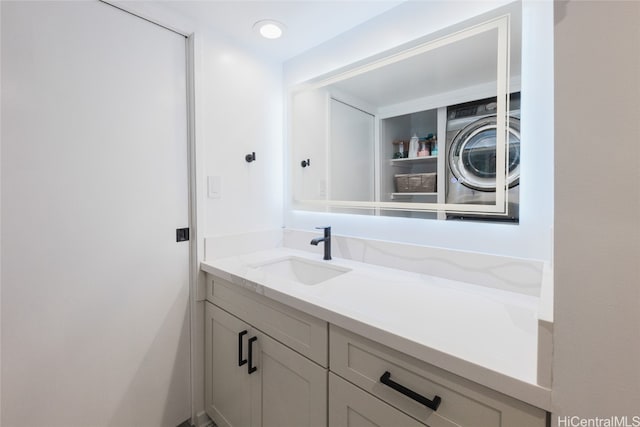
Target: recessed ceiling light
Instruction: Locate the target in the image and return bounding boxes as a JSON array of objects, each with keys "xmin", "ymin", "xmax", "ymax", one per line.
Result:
[{"xmin": 253, "ymin": 20, "xmax": 285, "ymax": 40}]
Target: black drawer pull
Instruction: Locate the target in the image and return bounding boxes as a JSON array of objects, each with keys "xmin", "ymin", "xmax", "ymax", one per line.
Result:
[
  {"xmin": 380, "ymin": 371, "xmax": 441, "ymax": 411},
  {"xmin": 238, "ymin": 330, "xmax": 248, "ymax": 366},
  {"xmin": 248, "ymin": 336, "xmax": 258, "ymax": 374}
]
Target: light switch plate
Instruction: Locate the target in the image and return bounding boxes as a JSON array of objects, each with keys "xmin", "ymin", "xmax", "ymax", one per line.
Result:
[
  {"xmin": 318, "ymin": 179, "xmax": 327, "ymax": 198},
  {"xmin": 208, "ymin": 176, "xmax": 221, "ymax": 199}
]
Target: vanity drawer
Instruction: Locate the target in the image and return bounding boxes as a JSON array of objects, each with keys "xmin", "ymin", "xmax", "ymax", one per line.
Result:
[
  {"xmin": 206, "ymin": 273, "xmax": 328, "ymax": 367},
  {"xmin": 330, "ymin": 326, "xmax": 546, "ymax": 427},
  {"xmin": 329, "ymin": 372, "xmax": 427, "ymax": 427}
]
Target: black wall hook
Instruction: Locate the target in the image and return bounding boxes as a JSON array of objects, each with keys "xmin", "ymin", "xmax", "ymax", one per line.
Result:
[
  {"xmin": 245, "ymin": 152, "xmax": 256, "ymax": 163},
  {"xmin": 301, "ymin": 159, "xmax": 310, "ymax": 168}
]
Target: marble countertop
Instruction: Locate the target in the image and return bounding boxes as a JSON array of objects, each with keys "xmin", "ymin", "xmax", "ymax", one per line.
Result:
[{"xmin": 200, "ymin": 247, "xmax": 552, "ymax": 410}]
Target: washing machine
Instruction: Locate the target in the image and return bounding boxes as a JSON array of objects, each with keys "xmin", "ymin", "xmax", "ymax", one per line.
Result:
[{"xmin": 445, "ymin": 93, "xmax": 521, "ymax": 222}]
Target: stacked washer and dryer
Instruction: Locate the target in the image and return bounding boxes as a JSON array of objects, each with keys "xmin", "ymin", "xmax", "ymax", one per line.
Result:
[{"xmin": 445, "ymin": 92, "xmax": 521, "ymax": 222}]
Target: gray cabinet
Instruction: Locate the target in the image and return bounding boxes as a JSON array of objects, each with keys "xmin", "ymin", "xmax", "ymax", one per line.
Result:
[
  {"xmin": 329, "ymin": 325, "xmax": 547, "ymax": 427},
  {"xmin": 204, "ymin": 275, "xmax": 328, "ymax": 427},
  {"xmin": 329, "ymin": 373, "xmax": 426, "ymax": 427},
  {"xmin": 205, "ymin": 303, "xmax": 252, "ymax": 427},
  {"xmin": 249, "ymin": 325, "xmax": 327, "ymax": 427},
  {"xmin": 206, "ymin": 274, "xmax": 328, "ymax": 366},
  {"xmin": 205, "ymin": 273, "xmax": 547, "ymax": 427}
]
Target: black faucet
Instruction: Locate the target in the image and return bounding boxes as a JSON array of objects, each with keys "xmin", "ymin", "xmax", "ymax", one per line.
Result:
[{"xmin": 310, "ymin": 226, "xmax": 331, "ymax": 260}]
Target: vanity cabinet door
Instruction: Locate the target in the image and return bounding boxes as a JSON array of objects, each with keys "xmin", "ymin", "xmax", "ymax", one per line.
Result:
[
  {"xmin": 250, "ymin": 329, "xmax": 328, "ymax": 427},
  {"xmin": 206, "ymin": 301, "xmax": 328, "ymax": 427},
  {"xmin": 205, "ymin": 303, "xmax": 252, "ymax": 427},
  {"xmin": 329, "ymin": 373, "xmax": 426, "ymax": 427}
]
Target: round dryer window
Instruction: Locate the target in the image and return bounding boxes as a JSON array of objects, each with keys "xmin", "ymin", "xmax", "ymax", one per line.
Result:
[{"xmin": 449, "ymin": 115, "xmax": 520, "ymax": 192}]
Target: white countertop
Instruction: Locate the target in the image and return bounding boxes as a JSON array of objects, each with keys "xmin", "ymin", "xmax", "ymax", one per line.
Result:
[{"xmin": 200, "ymin": 247, "xmax": 552, "ymax": 410}]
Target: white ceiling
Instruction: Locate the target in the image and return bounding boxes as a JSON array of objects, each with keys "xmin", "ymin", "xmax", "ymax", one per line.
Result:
[{"xmin": 154, "ymin": 0, "xmax": 406, "ymax": 62}]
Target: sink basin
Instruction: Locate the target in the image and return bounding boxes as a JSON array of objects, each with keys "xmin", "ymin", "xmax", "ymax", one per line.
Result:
[{"xmin": 250, "ymin": 256, "xmax": 350, "ymax": 285}]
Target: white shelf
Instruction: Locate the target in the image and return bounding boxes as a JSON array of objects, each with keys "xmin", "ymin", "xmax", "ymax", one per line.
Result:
[
  {"xmin": 390, "ymin": 156, "xmax": 437, "ymax": 166},
  {"xmin": 390, "ymin": 192, "xmax": 437, "ymax": 200}
]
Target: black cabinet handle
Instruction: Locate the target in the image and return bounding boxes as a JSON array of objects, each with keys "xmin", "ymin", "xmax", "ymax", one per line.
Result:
[
  {"xmin": 248, "ymin": 336, "xmax": 258, "ymax": 374},
  {"xmin": 238, "ymin": 330, "xmax": 248, "ymax": 366},
  {"xmin": 380, "ymin": 371, "xmax": 441, "ymax": 411}
]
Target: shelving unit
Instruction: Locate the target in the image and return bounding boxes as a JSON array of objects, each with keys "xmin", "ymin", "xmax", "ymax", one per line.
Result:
[
  {"xmin": 389, "ymin": 156, "xmax": 437, "ymax": 166},
  {"xmin": 378, "ymin": 107, "xmax": 441, "ymax": 219}
]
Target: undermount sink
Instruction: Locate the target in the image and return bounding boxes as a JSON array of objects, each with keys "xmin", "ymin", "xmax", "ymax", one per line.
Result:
[{"xmin": 250, "ymin": 256, "xmax": 351, "ymax": 285}]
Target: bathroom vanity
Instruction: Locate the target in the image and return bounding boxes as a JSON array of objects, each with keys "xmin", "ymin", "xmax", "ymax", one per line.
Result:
[
  {"xmin": 202, "ymin": 4, "xmax": 552, "ymax": 426},
  {"xmin": 201, "ymin": 240, "xmax": 551, "ymax": 427}
]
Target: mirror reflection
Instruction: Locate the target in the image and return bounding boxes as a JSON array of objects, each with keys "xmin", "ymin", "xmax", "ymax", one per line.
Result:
[{"xmin": 290, "ymin": 8, "xmax": 521, "ymax": 222}]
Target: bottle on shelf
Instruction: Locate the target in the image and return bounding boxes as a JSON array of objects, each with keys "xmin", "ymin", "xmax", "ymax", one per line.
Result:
[
  {"xmin": 418, "ymin": 138, "xmax": 429, "ymax": 157},
  {"xmin": 392, "ymin": 140, "xmax": 406, "ymax": 159},
  {"xmin": 431, "ymin": 138, "xmax": 438, "ymax": 156},
  {"xmin": 408, "ymin": 134, "xmax": 419, "ymax": 158}
]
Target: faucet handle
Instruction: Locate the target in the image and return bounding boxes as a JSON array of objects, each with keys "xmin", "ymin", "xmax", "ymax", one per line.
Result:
[{"xmin": 315, "ymin": 226, "xmax": 331, "ymax": 236}]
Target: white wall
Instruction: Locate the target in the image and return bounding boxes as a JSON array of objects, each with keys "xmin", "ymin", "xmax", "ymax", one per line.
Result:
[
  {"xmin": 284, "ymin": 1, "xmax": 554, "ymax": 262},
  {"xmin": 291, "ymin": 89, "xmax": 329, "ymax": 201},
  {"xmin": 553, "ymin": 0, "xmax": 640, "ymax": 422},
  {"xmin": 199, "ymin": 33, "xmax": 283, "ymax": 240},
  {"xmin": 0, "ymin": 2, "xmax": 3, "ymax": 422}
]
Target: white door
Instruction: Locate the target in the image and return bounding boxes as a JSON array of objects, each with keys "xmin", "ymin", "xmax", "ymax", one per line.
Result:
[
  {"xmin": 1, "ymin": 2, "xmax": 190, "ymax": 426},
  {"xmin": 329, "ymin": 99, "xmax": 375, "ymax": 202}
]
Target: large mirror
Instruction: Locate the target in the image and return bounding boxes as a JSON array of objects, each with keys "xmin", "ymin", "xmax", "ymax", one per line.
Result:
[{"xmin": 289, "ymin": 4, "xmax": 521, "ymax": 222}]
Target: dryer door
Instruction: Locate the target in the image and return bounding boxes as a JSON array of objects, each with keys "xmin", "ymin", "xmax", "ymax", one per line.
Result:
[{"xmin": 449, "ymin": 115, "xmax": 520, "ymax": 192}]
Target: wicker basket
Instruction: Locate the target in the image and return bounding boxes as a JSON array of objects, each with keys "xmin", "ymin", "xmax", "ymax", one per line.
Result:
[{"xmin": 394, "ymin": 173, "xmax": 437, "ymax": 193}]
